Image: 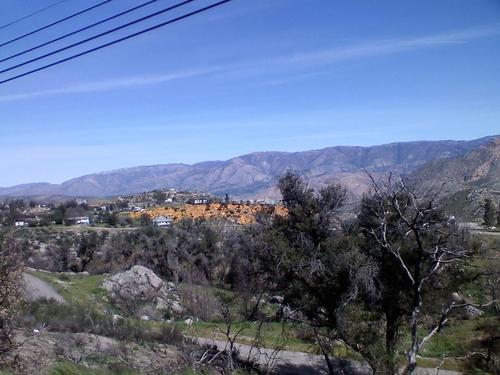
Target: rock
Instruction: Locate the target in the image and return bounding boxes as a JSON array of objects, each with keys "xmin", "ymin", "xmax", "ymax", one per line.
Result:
[
  {"xmin": 112, "ymin": 314, "xmax": 123, "ymax": 323},
  {"xmin": 156, "ymin": 297, "xmax": 170, "ymax": 311},
  {"xmin": 269, "ymin": 295, "xmax": 284, "ymax": 304},
  {"xmin": 452, "ymin": 292, "xmax": 464, "ymax": 303},
  {"xmin": 464, "ymin": 305, "xmax": 484, "ymax": 319},
  {"xmin": 140, "ymin": 315, "xmax": 150, "ymax": 321},
  {"xmin": 103, "ymin": 265, "xmax": 185, "ymax": 319},
  {"xmin": 103, "ymin": 265, "xmax": 164, "ymax": 302},
  {"xmin": 170, "ymin": 300, "xmax": 184, "ymax": 314},
  {"xmin": 184, "ymin": 318, "xmax": 194, "ymax": 326}
]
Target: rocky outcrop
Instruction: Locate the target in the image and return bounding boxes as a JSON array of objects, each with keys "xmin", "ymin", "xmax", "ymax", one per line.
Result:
[{"xmin": 103, "ymin": 266, "xmax": 183, "ymax": 320}]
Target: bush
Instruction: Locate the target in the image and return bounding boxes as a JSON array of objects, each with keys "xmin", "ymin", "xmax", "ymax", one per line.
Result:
[{"xmin": 0, "ymin": 238, "xmax": 24, "ymax": 362}]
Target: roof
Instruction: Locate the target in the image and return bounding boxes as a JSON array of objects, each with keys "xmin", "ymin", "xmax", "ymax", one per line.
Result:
[{"xmin": 153, "ymin": 215, "xmax": 172, "ymax": 222}]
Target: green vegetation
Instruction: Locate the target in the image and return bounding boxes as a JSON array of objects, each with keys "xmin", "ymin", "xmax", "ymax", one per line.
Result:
[
  {"xmin": 29, "ymin": 270, "xmax": 108, "ymax": 307},
  {"xmin": 48, "ymin": 361, "xmax": 138, "ymax": 375},
  {"xmin": 1, "ymin": 172, "xmax": 498, "ymax": 374}
]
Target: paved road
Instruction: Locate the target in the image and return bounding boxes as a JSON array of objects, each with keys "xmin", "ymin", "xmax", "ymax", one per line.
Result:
[
  {"xmin": 193, "ymin": 337, "xmax": 462, "ymax": 375},
  {"xmin": 23, "ymin": 273, "xmax": 65, "ymax": 303}
]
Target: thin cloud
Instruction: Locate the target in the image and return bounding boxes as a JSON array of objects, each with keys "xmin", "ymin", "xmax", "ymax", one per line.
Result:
[
  {"xmin": 0, "ymin": 67, "xmax": 225, "ymax": 102},
  {"xmin": 0, "ymin": 24, "xmax": 498, "ymax": 102},
  {"xmin": 268, "ymin": 24, "xmax": 500, "ymax": 66}
]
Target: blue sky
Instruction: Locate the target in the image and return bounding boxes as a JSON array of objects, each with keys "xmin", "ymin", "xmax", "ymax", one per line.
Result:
[{"xmin": 1, "ymin": 0, "xmax": 499, "ymax": 186}]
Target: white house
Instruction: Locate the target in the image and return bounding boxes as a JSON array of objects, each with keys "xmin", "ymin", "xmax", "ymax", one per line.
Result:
[
  {"xmin": 152, "ymin": 215, "xmax": 173, "ymax": 228},
  {"xmin": 14, "ymin": 221, "xmax": 28, "ymax": 227},
  {"xmin": 75, "ymin": 217, "xmax": 90, "ymax": 225},
  {"xmin": 193, "ymin": 199, "xmax": 209, "ymax": 204}
]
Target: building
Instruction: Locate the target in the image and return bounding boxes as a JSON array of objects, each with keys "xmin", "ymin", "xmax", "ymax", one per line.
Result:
[
  {"xmin": 192, "ymin": 198, "xmax": 210, "ymax": 205},
  {"xmin": 14, "ymin": 221, "xmax": 28, "ymax": 227},
  {"xmin": 66, "ymin": 216, "xmax": 90, "ymax": 225},
  {"xmin": 76, "ymin": 217, "xmax": 90, "ymax": 225},
  {"xmin": 152, "ymin": 215, "xmax": 173, "ymax": 228}
]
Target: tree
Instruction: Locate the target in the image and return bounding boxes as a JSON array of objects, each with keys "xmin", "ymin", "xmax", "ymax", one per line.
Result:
[
  {"xmin": 0, "ymin": 236, "xmax": 24, "ymax": 363},
  {"xmin": 259, "ymin": 171, "xmax": 377, "ymax": 374},
  {"xmin": 483, "ymin": 198, "xmax": 496, "ymax": 226},
  {"xmin": 153, "ymin": 190, "xmax": 167, "ymax": 205},
  {"xmin": 359, "ymin": 175, "xmax": 475, "ymax": 374},
  {"xmin": 52, "ymin": 204, "xmax": 65, "ymax": 225},
  {"xmin": 139, "ymin": 213, "xmax": 152, "ymax": 226},
  {"xmin": 76, "ymin": 231, "xmax": 100, "ymax": 272}
]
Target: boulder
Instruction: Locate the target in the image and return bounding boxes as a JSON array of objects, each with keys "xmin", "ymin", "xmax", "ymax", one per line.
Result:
[
  {"xmin": 103, "ymin": 265, "xmax": 164, "ymax": 302},
  {"xmin": 464, "ymin": 305, "xmax": 484, "ymax": 319},
  {"xmin": 103, "ymin": 265, "xmax": 184, "ymax": 319}
]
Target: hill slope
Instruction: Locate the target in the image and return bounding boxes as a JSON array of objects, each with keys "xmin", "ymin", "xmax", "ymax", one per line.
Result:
[
  {"xmin": 411, "ymin": 138, "xmax": 500, "ymax": 220},
  {"xmin": 0, "ymin": 136, "xmax": 497, "ymax": 199}
]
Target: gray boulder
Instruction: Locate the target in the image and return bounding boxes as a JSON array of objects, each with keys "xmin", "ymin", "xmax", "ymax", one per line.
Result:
[
  {"xmin": 103, "ymin": 265, "xmax": 184, "ymax": 319},
  {"xmin": 464, "ymin": 305, "xmax": 484, "ymax": 319}
]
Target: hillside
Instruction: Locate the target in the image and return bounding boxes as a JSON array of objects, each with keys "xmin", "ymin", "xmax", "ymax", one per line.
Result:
[
  {"xmin": 130, "ymin": 203, "xmax": 287, "ymax": 225},
  {"xmin": 411, "ymin": 138, "xmax": 500, "ymax": 220},
  {"xmin": 0, "ymin": 136, "xmax": 497, "ymax": 199}
]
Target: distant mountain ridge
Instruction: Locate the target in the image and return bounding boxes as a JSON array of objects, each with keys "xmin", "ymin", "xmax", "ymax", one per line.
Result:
[{"xmin": 0, "ymin": 136, "xmax": 497, "ymax": 199}]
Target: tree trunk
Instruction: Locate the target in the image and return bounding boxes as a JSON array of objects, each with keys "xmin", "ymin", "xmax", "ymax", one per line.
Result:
[{"xmin": 384, "ymin": 317, "xmax": 399, "ymax": 375}]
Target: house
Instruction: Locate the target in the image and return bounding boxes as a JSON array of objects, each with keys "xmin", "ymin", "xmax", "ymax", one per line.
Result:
[
  {"xmin": 14, "ymin": 221, "xmax": 28, "ymax": 227},
  {"xmin": 76, "ymin": 217, "xmax": 90, "ymax": 225},
  {"xmin": 192, "ymin": 198, "xmax": 209, "ymax": 205},
  {"xmin": 66, "ymin": 216, "xmax": 90, "ymax": 225},
  {"xmin": 152, "ymin": 215, "xmax": 173, "ymax": 228}
]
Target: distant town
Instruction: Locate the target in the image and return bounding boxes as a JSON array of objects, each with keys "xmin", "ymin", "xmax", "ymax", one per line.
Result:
[{"xmin": 0, "ymin": 188, "xmax": 280, "ymax": 228}]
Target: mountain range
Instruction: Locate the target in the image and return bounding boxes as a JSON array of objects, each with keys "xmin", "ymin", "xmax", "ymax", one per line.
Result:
[{"xmin": 0, "ymin": 135, "xmax": 498, "ymax": 200}]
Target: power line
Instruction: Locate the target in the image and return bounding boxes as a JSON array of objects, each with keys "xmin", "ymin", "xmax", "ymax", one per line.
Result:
[
  {"xmin": 0, "ymin": 0, "xmax": 71, "ymax": 31},
  {"xmin": 0, "ymin": 0, "xmax": 114, "ymax": 48},
  {"xmin": 1, "ymin": 0, "xmax": 161, "ymax": 64},
  {"xmin": 0, "ymin": 0, "xmax": 197, "ymax": 75},
  {"xmin": 0, "ymin": 0, "xmax": 233, "ymax": 86}
]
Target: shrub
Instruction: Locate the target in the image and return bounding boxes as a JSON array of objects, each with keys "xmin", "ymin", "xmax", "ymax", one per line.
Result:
[{"xmin": 0, "ymin": 238, "xmax": 24, "ymax": 363}]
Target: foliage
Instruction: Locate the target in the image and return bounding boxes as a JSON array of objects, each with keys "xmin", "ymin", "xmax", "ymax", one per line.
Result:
[
  {"xmin": 0, "ymin": 237, "xmax": 24, "ymax": 364},
  {"xmin": 258, "ymin": 171, "xmax": 378, "ymax": 374},
  {"xmin": 483, "ymin": 198, "xmax": 497, "ymax": 226}
]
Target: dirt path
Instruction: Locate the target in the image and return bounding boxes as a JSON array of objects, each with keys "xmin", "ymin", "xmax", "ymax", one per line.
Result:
[
  {"xmin": 23, "ymin": 273, "xmax": 65, "ymax": 303},
  {"xmin": 193, "ymin": 337, "xmax": 462, "ymax": 375}
]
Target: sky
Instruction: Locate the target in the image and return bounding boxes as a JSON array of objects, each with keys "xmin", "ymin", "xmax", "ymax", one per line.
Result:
[{"xmin": 0, "ymin": 0, "xmax": 499, "ymax": 186}]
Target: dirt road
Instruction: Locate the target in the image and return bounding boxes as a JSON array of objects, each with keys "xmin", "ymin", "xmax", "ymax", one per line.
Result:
[
  {"xmin": 23, "ymin": 273, "xmax": 65, "ymax": 303},
  {"xmin": 194, "ymin": 337, "xmax": 462, "ymax": 375}
]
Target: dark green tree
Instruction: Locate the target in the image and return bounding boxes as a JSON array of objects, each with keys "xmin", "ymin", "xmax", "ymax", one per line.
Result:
[
  {"xmin": 483, "ymin": 198, "xmax": 496, "ymax": 226},
  {"xmin": 52, "ymin": 204, "xmax": 65, "ymax": 225},
  {"xmin": 153, "ymin": 190, "xmax": 167, "ymax": 205},
  {"xmin": 259, "ymin": 171, "xmax": 378, "ymax": 374}
]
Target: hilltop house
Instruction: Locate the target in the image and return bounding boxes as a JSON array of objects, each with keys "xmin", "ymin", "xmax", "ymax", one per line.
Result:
[{"xmin": 153, "ymin": 215, "xmax": 173, "ymax": 228}]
